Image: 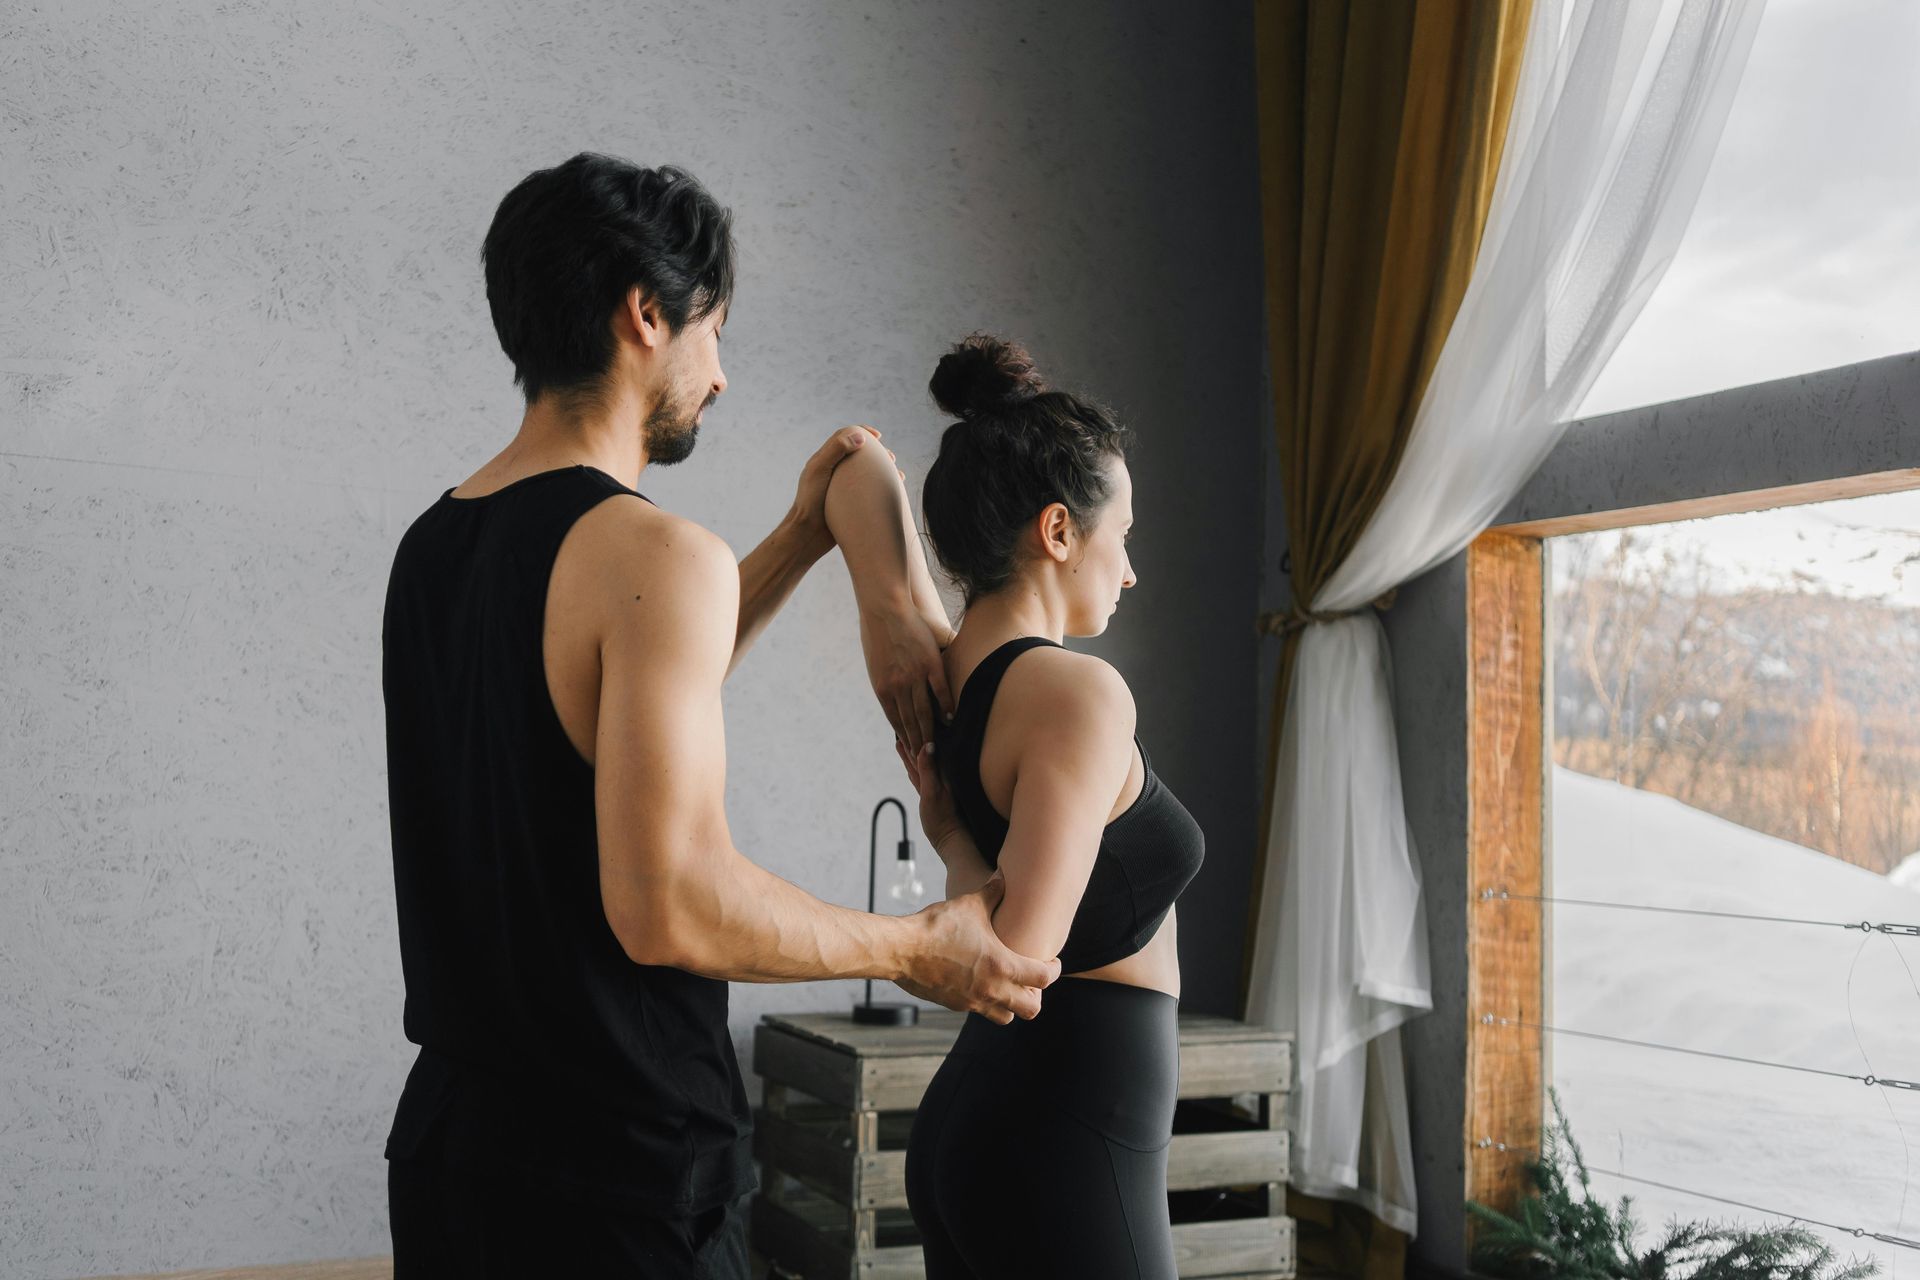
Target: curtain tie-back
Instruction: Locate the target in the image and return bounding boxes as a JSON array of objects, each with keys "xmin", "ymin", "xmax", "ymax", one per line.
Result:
[{"xmin": 1254, "ymin": 587, "xmax": 1399, "ymax": 638}]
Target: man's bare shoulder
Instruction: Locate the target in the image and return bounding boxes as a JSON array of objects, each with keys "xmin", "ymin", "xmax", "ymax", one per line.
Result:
[{"xmin": 568, "ymin": 495, "xmax": 738, "ymax": 638}]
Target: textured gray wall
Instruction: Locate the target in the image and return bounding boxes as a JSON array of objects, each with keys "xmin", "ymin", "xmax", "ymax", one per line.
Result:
[
  {"xmin": 1386, "ymin": 350, "xmax": 1920, "ymax": 1277},
  {"xmin": 0, "ymin": 2, "xmax": 1262, "ymax": 1273}
]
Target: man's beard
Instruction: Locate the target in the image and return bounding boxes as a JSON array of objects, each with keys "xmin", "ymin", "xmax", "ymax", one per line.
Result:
[{"xmin": 643, "ymin": 388, "xmax": 712, "ymax": 467}]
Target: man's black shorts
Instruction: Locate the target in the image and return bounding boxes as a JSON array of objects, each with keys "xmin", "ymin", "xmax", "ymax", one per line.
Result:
[{"xmin": 389, "ymin": 1156, "xmax": 751, "ymax": 1278}]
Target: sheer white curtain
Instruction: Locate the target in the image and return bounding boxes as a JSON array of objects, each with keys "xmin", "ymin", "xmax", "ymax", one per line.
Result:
[{"xmin": 1244, "ymin": 0, "xmax": 1768, "ymax": 1235}]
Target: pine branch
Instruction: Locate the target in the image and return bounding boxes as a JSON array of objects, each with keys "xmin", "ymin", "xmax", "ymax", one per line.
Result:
[{"xmin": 1466, "ymin": 1088, "xmax": 1880, "ymax": 1280}]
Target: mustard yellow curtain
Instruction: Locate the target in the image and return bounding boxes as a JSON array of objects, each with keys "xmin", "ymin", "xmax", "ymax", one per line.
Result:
[{"xmin": 1243, "ymin": 0, "xmax": 1532, "ymax": 1267}]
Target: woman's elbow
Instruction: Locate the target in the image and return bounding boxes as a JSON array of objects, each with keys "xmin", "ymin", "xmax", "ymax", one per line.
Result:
[
  {"xmin": 824, "ymin": 435, "xmax": 904, "ymax": 521},
  {"xmin": 990, "ymin": 905, "xmax": 1070, "ymax": 968}
]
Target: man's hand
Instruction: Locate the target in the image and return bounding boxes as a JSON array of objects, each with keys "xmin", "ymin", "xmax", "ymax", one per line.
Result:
[
  {"xmin": 896, "ymin": 872, "xmax": 1061, "ymax": 1023},
  {"xmin": 861, "ymin": 602, "xmax": 955, "ymax": 757},
  {"xmin": 786, "ymin": 426, "xmax": 886, "ymax": 562}
]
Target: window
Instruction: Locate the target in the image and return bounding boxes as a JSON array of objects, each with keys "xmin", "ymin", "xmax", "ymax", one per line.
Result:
[{"xmin": 1541, "ymin": 490, "xmax": 1920, "ymax": 1272}]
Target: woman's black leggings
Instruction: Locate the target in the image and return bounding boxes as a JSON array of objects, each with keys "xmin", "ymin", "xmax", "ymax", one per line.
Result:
[{"xmin": 905, "ymin": 975, "xmax": 1180, "ymax": 1279}]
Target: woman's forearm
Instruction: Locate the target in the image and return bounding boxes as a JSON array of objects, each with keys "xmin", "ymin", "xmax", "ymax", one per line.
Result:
[
  {"xmin": 823, "ymin": 440, "xmax": 954, "ymax": 643},
  {"xmin": 934, "ymin": 829, "xmax": 995, "ymax": 900}
]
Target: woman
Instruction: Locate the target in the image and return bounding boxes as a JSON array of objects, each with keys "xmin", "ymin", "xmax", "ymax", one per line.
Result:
[{"xmin": 829, "ymin": 333, "xmax": 1207, "ymax": 1279}]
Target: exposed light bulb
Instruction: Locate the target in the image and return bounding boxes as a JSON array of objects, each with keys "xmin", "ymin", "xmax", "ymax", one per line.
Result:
[{"xmin": 886, "ymin": 855, "xmax": 926, "ymax": 906}]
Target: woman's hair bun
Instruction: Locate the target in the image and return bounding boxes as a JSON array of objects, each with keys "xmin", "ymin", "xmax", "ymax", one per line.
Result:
[{"xmin": 928, "ymin": 333, "xmax": 1047, "ymax": 420}]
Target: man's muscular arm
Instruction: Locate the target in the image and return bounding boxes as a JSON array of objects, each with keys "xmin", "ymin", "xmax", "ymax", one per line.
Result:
[
  {"xmin": 595, "ymin": 513, "xmax": 1058, "ymax": 1019},
  {"xmin": 730, "ymin": 514, "xmax": 826, "ymax": 679}
]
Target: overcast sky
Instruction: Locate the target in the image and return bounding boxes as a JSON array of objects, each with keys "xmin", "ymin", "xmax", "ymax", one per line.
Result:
[
  {"xmin": 1578, "ymin": 0, "xmax": 1920, "ymax": 420},
  {"xmin": 1559, "ymin": 0, "xmax": 1920, "ymax": 604}
]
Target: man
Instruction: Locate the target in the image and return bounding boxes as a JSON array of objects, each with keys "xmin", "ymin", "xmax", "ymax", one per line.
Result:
[{"xmin": 380, "ymin": 153, "xmax": 1059, "ymax": 1277}]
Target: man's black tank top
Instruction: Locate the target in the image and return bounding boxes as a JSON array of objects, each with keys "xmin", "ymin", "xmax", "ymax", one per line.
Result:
[
  {"xmin": 932, "ymin": 636, "xmax": 1206, "ymax": 974},
  {"xmin": 381, "ymin": 463, "xmax": 754, "ymax": 1211}
]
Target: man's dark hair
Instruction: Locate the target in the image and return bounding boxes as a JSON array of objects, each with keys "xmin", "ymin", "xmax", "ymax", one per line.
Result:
[{"xmin": 481, "ymin": 153, "xmax": 735, "ymax": 404}]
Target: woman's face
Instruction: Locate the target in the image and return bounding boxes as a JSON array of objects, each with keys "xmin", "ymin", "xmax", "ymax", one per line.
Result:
[{"xmin": 1064, "ymin": 459, "xmax": 1137, "ymax": 637}]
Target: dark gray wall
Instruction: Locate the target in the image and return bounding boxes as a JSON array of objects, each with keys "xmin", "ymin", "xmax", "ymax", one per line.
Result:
[
  {"xmin": 0, "ymin": 3, "xmax": 1263, "ymax": 1273},
  {"xmin": 1383, "ymin": 349, "xmax": 1920, "ymax": 1276}
]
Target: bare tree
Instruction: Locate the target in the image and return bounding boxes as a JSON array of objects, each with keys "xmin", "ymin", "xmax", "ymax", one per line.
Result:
[{"xmin": 1550, "ymin": 523, "xmax": 1919, "ymax": 875}]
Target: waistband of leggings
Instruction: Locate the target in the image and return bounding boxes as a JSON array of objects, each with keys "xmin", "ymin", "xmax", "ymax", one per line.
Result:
[{"xmin": 951, "ymin": 976, "xmax": 1177, "ymax": 1056}]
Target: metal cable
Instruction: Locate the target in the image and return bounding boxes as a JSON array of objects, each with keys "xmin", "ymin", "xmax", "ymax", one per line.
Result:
[
  {"xmin": 1473, "ymin": 1136, "xmax": 1920, "ymax": 1251},
  {"xmin": 1478, "ymin": 887, "xmax": 1920, "ymax": 937},
  {"xmin": 1479, "ymin": 1013, "xmax": 1920, "ymax": 1091},
  {"xmin": 1480, "ymin": 889, "xmax": 1920, "ymax": 1260}
]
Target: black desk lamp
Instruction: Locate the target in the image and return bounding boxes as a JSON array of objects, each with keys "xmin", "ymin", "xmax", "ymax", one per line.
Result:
[{"xmin": 853, "ymin": 796, "xmax": 922, "ymax": 1026}]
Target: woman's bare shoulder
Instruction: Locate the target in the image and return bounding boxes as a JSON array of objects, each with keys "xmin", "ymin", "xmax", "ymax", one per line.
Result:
[{"xmin": 997, "ymin": 645, "xmax": 1136, "ymax": 738}]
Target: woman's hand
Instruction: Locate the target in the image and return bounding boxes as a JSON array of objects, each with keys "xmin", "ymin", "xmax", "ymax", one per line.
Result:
[
  {"xmin": 861, "ymin": 603, "xmax": 954, "ymax": 756},
  {"xmin": 897, "ymin": 738, "xmax": 997, "ymax": 899},
  {"xmin": 895, "ymin": 738, "xmax": 962, "ymax": 856}
]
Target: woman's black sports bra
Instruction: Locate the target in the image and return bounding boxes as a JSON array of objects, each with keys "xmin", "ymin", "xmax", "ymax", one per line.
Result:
[{"xmin": 931, "ymin": 636, "xmax": 1207, "ymax": 974}]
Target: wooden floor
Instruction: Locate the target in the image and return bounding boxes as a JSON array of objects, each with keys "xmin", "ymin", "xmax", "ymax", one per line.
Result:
[
  {"xmin": 87, "ymin": 1248, "xmax": 780, "ymax": 1279},
  {"xmin": 87, "ymin": 1241, "xmax": 1314, "ymax": 1280},
  {"xmin": 83, "ymin": 1263, "xmax": 392, "ymax": 1280}
]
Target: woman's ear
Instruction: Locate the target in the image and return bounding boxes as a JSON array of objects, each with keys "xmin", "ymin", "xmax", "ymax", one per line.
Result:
[{"xmin": 1035, "ymin": 502, "xmax": 1074, "ymax": 564}]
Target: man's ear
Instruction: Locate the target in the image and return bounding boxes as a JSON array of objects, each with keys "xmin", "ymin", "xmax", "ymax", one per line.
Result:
[
  {"xmin": 1036, "ymin": 502, "xmax": 1073, "ymax": 564},
  {"xmin": 624, "ymin": 286, "xmax": 666, "ymax": 351}
]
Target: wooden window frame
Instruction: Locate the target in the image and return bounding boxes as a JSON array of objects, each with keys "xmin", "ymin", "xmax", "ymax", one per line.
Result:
[{"xmin": 1463, "ymin": 464, "xmax": 1920, "ymax": 1226}]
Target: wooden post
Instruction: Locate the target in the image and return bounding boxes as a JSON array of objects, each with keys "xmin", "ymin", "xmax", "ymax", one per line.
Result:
[{"xmin": 1464, "ymin": 529, "xmax": 1546, "ymax": 1238}]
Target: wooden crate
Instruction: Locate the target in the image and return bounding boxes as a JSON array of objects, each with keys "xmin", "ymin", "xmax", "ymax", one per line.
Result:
[{"xmin": 751, "ymin": 1008, "xmax": 1295, "ymax": 1280}]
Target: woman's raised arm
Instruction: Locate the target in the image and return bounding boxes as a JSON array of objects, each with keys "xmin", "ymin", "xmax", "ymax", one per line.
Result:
[{"xmin": 824, "ymin": 435, "xmax": 956, "ymax": 751}]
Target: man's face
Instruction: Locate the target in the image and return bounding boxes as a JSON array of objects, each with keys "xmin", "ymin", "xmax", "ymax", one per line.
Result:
[{"xmin": 643, "ymin": 305, "xmax": 728, "ymax": 467}]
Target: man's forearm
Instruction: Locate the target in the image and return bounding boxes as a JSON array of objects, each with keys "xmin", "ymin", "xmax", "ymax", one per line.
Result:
[
  {"xmin": 637, "ymin": 843, "xmax": 921, "ymax": 984},
  {"xmin": 730, "ymin": 515, "xmax": 822, "ymax": 676}
]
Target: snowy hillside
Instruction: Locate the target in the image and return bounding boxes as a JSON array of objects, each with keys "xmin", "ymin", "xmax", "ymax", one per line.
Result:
[
  {"xmin": 1549, "ymin": 766, "xmax": 1919, "ymax": 1274},
  {"xmin": 1891, "ymin": 852, "xmax": 1920, "ymax": 893}
]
